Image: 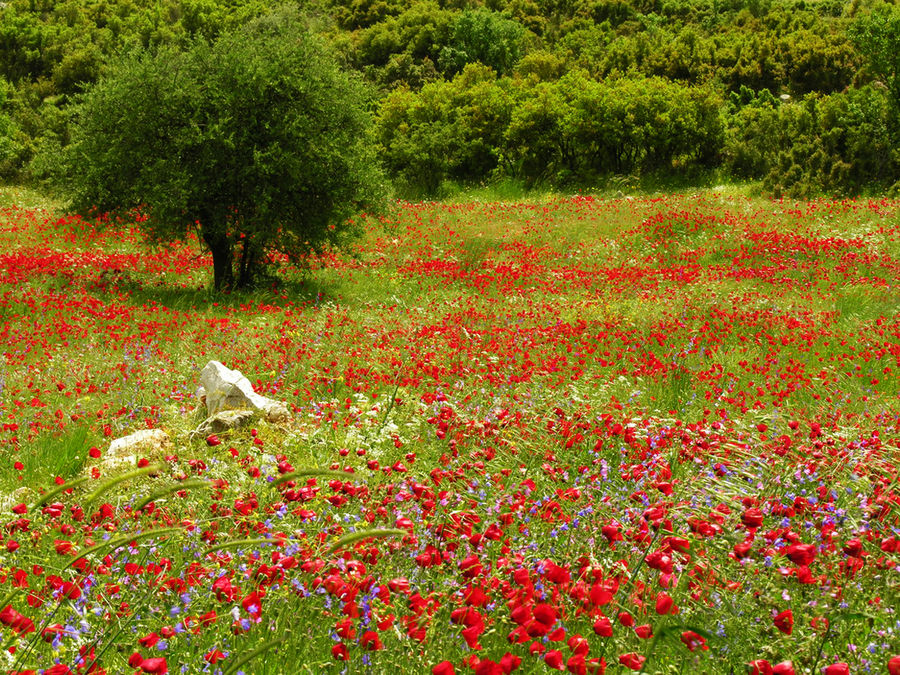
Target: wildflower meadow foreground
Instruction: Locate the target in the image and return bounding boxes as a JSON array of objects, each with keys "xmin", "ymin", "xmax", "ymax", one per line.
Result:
[{"xmin": 1, "ymin": 190, "xmax": 899, "ymax": 674}]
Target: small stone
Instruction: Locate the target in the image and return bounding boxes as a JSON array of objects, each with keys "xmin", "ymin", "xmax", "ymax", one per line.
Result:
[
  {"xmin": 195, "ymin": 409, "xmax": 258, "ymax": 437},
  {"xmin": 102, "ymin": 428, "xmax": 172, "ymax": 471}
]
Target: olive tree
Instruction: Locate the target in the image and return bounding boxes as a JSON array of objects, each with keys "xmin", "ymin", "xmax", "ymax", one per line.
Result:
[{"xmin": 65, "ymin": 10, "xmax": 388, "ymax": 291}]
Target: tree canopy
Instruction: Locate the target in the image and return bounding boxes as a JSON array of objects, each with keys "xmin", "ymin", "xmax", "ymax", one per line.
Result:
[{"xmin": 64, "ymin": 10, "xmax": 388, "ymax": 291}]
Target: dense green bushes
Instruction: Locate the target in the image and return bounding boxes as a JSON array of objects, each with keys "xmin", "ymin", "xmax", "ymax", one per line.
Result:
[
  {"xmin": 378, "ymin": 69, "xmax": 722, "ymax": 192},
  {"xmin": 765, "ymin": 87, "xmax": 898, "ymax": 197},
  {"xmin": 723, "ymin": 85, "xmax": 899, "ymax": 197},
  {"xmin": 376, "ymin": 65, "xmax": 514, "ymax": 194},
  {"xmin": 0, "ymin": 0, "xmax": 899, "ymax": 195}
]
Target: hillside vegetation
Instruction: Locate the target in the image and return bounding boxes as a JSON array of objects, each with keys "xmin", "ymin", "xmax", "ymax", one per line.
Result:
[{"xmin": 0, "ymin": 0, "xmax": 899, "ymax": 196}]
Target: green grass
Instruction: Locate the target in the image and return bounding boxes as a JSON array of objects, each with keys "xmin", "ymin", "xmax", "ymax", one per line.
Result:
[{"xmin": 0, "ymin": 423, "xmax": 96, "ymax": 491}]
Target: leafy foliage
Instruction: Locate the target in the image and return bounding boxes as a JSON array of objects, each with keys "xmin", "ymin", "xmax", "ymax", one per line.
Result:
[
  {"xmin": 1, "ymin": 0, "xmax": 899, "ymax": 194},
  {"xmin": 376, "ymin": 64, "xmax": 514, "ymax": 195},
  {"xmin": 377, "ymin": 69, "xmax": 722, "ymax": 190},
  {"xmin": 65, "ymin": 10, "xmax": 388, "ymax": 290},
  {"xmin": 850, "ymin": 3, "xmax": 900, "ymax": 113},
  {"xmin": 438, "ymin": 8, "xmax": 529, "ymax": 75},
  {"xmin": 763, "ymin": 86, "xmax": 899, "ymax": 197}
]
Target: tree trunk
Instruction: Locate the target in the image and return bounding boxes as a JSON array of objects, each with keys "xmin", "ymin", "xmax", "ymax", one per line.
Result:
[
  {"xmin": 203, "ymin": 228, "xmax": 234, "ymax": 292},
  {"xmin": 237, "ymin": 236, "xmax": 257, "ymax": 289}
]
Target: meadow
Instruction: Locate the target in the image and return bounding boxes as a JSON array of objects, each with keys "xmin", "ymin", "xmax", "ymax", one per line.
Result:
[{"xmin": 0, "ymin": 187, "xmax": 898, "ymax": 674}]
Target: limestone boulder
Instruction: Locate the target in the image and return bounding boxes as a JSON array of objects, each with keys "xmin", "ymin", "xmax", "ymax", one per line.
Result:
[
  {"xmin": 197, "ymin": 361, "xmax": 290, "ymax": 422},
  {"xmin": 103, "ymin": 428, "xmax": 172, "ymax": 471}
]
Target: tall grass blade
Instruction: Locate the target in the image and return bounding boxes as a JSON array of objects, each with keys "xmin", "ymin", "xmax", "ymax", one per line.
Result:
[
  {"xmin": 222, "ymin": 635, "xmax": 288, "ymax": 675},
  {"xmin": 31, "ymin": 475, "xmax": 91, "ymax": 509},
  {"xmin": 325, "ymin": 528, "xmax": 406, "ymax": 554},
  {"xmin": 132, "ymin": 479, "xmax": 210, "ymax": 512},
  {"xmin": 63, "ymin": 527, "xmax": 181, "ymax": 571},
  {"xmin": 82, "ymin": 464, "xmax": 164, "ymax": 507}
]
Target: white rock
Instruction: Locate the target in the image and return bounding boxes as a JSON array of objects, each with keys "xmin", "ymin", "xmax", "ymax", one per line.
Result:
[
  {"xmin": 199, "ymin": 361, "xmax": 290, "ymax": 422},
  {"xmin": 104, "ymin": 428, "xmax": 172, "ymax": 470}
]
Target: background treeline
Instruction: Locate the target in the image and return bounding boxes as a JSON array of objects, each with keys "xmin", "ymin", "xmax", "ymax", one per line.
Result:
[{"xmin": 0, "ymin": 0, "xmax": 898, "ymax": 197}]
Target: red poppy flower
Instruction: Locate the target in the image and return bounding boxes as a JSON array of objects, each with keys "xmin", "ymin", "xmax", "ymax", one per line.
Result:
[
  {"xmin": 432, "ymin": 661, "xmax": 456, "ymax": 675},
  {"xmin": 823, "ymin": 664, "xmax": 849, "ymax": 675},
  {"xmin": 782, "ymin": 543, "xmax": 816, "ymax": 566},
  {"xmin": 748, "ymin": 660, "xmax": 772, "ymax": 675},
  {"xmin": 567, "ymin": 634, "xmax": 589, "ymax": 655},
  {"xmin": 43, "ymin": 665, "xmax": 73, "ymax": 675},
  {"xmin": 360, "ymin": 630, "xmax": 383, "ymax": 651},
  {"xmin": 888, "ymin": 656, "xmax": 900, "ymax": 675},
  {"xmin": 566, "ymin": 654, "xmax": 586, "ymax": 675},
  {"xmin": 139, "ymin": 657, "xmax": 168, "ymax": 674},
  {"xmin": 499, "ymin": 653, "xmax": 521, "ymax": 673},
  {"xmin": 138, "ymin": 632, "xmax": 159, "ymax": 648},
  {"xmin": 618, "ymin": 653, "xmax": 645, "ymax": 671},
  {"xmin": 474, "ymin": 659, "xmax": 503, "ymax": 675},
  {"xmin": 0, "ymin": 605, "xmax": 35, "ymax": 634},
  {"xmin": 592, "ymin": 616, "xmax": 612, "ymax": 637},
  {"xmin": 741, "ymin": 508, "xmax": 764, "ymax": 528},
  {"xmin": 655, "ymin": 592, "xmax": 674, "ymax": 615},
  {"xmin": 545, "ymin": 650, "xmax": 564, "ymax": 670},
  {"xmin": 680, "ymin": 630, "xmax": 708, "ymax": 652},
  {"xmin": 773, "ymin": 609, "xmax": 793, "ymax": 635},
  {"xmin": 204, "ymin": 649, "xmax": 226, "ymax": 664},
  {"xmin": 533, "ymin": 603, "xmax": 557, "ymax": 627}
]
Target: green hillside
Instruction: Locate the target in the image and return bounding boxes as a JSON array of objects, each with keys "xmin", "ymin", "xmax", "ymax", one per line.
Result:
[{"xmin": 1, "ymin": 0, "xmax": 898, "ymax": 196}]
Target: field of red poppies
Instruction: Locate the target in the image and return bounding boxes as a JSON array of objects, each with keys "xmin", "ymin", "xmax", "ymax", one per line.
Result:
[{"xmin": 1, "ymin": 189, "xmax": 899, "ymax": 675}]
